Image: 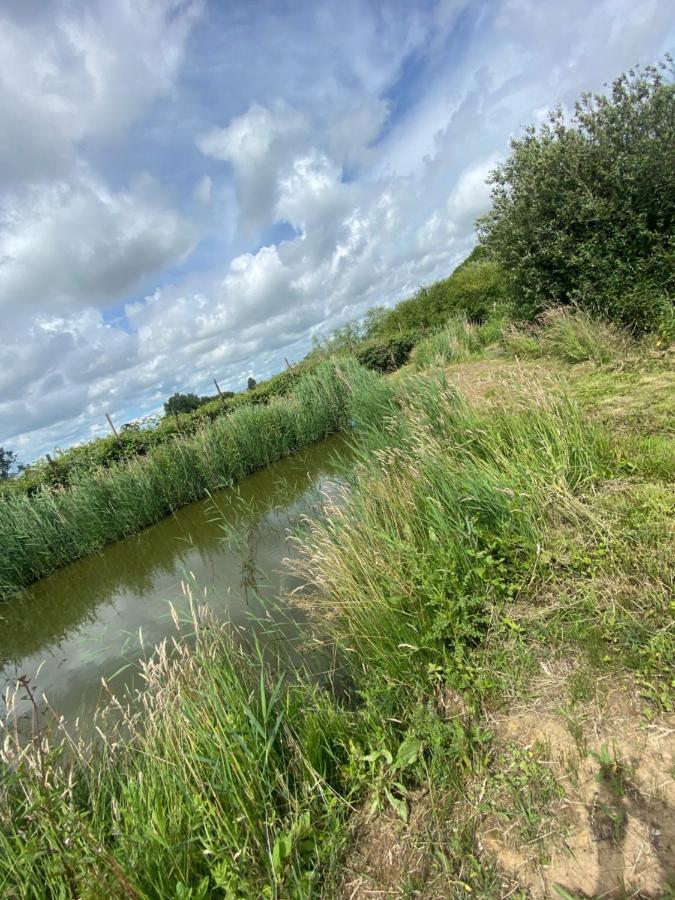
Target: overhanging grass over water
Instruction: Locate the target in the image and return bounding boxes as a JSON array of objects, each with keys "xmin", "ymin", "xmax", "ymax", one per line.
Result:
[
  {"xmin": 293, "ymin": 371, "xmax": 608, "ymax": 692},
  {"xmin": 1, "ymin": 606, "xmax": 355, "ymax": 899},
  {"xmin": 0, "ymin": 360, "xmax": 393, "ymax": 600}
]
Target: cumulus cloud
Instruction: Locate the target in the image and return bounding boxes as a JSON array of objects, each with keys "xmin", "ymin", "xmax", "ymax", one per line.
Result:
[
  {"xmin": 0, "ymin": 0, "xmax": 202, "ymax": 189},
  {"xmin": 193, "ymin": 175, "xmax": 213, "ymax": 205},
  {"xmin": 0, "ymin": 176, "xmax": 196, "ymax": 315},
  {"xmin": 1, "ymin": 0, "xmax": 672, "ymax": 461},
  {"xmin": 197, "ymin": 103, "xmax": 311, "ymax": 230}
]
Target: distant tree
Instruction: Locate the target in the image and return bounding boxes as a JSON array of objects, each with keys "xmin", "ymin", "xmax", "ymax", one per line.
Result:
[
  {"xmin": 247, "ymin": 377, "xmax": 257, "ymax": 390},
  {"xmin": 0, "ymin": 447, "xmax": 18, "ymax": 481},
  {"xmin": 164, "ymin": 392, "xmax": 203, "ymax": 417},
  {"xmin": 477, "ymin": 58, "xmax": 675, "ymax": 334}
]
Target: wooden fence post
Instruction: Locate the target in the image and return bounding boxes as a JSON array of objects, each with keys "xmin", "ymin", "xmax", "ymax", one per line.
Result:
[{"xmin": 105, "ymin": 413, "xmax": 120, "ymax": 438}]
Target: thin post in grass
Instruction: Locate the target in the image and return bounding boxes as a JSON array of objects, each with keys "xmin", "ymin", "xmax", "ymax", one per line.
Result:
[{"xmin": 105, "ymin": 413, "xmax": 119, "ymax": 438}]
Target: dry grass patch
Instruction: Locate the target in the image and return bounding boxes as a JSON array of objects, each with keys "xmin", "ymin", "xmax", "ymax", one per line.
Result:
[
  {"xmin": 439, "ymin": 358, "xmax": 558, "ymax": 410},
  {"xmin": 569, "ymin": 364, "xmax": 675, "ymax": 438}
]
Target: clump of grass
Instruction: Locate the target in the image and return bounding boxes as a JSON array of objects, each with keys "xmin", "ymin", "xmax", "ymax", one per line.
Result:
[
  {"xmin": 591, "ymin": 743, "xmax": 632, "ymax": 798},
  {"xmin": 503, "ymin": 307, "xmax": 634, "ymax": 365},
  {"xmin": 0, "ymin": 604, "xmax": 356, "ymax": 897},
  {"xmin": 411, "ymin": 316, "xmax": 502, "ymax": 369},
  {"xmin": 293, "ymin": 370, "xmax": 605, "ymax": 703}
]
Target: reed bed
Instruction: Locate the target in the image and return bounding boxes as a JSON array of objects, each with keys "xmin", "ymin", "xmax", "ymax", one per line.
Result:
[
  {"xmin": 293, "ymin": 371, "xmax": 608, "ymax": 691},
  {"xmin": 0, "ymin": 360, "xmax": 392, "ymax": 600}
]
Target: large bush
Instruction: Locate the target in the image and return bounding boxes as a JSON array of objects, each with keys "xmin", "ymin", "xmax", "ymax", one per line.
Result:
[{"xmin": 478, "ymin": 60, "xmax": 674, "ymax": 335}]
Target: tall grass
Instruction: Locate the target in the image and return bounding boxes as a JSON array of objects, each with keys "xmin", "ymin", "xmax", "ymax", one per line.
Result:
[
  {"xmin": 0, "ymin": 360, "xmax": 393, "ymax": 600},
  {"xmin": 410, "ymin": 316, "xmax": 503, "ymax": 369},
  {"xmin": 0, "ymin": 364, "xmax": 611, "ymax": 896},
  {"xmin": 0, "ymin": 603, "xmax": 355, "ymax": 898},
  {"xmin": 293, "ymin": 371, "xmax": 606, "ymax": 694},
  {"xmin": 502, "ymin": 307, "xmax": 634, "ymax": 364}
]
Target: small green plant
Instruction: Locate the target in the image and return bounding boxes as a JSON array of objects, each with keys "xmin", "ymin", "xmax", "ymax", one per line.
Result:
[
  {"xmin": 361, "ymin": 736, "xmax": 423, "ymax": 822},
  {"xmin": 591, "ymin": 743, "xmax": 631, "ymax": 798},
  {"xmin": 483, "ymin": 743, "xmax": 565, "ymax": 849}
]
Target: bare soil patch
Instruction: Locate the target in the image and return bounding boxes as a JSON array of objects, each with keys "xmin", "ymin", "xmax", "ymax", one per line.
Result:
[{"xmin": 478, "ymin": 674, "xmax": 675, "ymax": 898}]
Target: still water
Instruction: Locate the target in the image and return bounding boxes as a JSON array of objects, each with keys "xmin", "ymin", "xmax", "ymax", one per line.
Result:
[{"xmin": 0, "ymin": 435, "xmax": 349, "ymax": 733}]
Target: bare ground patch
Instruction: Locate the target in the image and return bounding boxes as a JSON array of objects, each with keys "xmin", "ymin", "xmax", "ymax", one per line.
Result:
[
  {"xmin": 337, "ymin": 787, "xmax": 522, "ymax": 900},
  {"xmin": 336, "ymin": 673, "xmax": 674, "ymax": 899},
  {"xmin": 477, "ymin": 673, "xmax": 675, "ymax": 898}
]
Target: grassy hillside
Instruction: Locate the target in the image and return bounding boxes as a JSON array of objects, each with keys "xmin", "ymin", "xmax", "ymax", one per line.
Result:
[{"xmin": 2, "ymin": 311, "xmax": 672, "ymax": 897}]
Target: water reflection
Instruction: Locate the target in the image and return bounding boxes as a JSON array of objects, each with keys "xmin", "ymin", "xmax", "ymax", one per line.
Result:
[{"xmin": 0, "ymin": 435, "xmax": 349, "ymax": 732}]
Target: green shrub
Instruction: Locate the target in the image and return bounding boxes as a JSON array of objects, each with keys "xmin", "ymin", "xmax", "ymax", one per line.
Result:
[
  {"xmin": 164, "ymin": 392, "xmax": 206, "ymax": 416},
  {"xmin": 365, "ymin": 257, "xmax": 508, "ymax": 339},
  {"xmin": 478, "ymin": 60, "xmax": 675, "ymax": 335},
  {"xmin": 355, "ymin": 334, "xmax": 416, "ymax": 373}
]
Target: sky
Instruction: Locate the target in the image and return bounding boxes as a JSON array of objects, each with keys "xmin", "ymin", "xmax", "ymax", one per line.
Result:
[{"xmin": 1, "ymin": 0, "xmax": 673, "ymax": 462}]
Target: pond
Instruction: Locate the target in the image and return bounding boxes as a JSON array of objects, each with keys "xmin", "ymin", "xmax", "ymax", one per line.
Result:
[{"xmin": 0, "ymin": 435, "xmax": 350, "ymax": 736}]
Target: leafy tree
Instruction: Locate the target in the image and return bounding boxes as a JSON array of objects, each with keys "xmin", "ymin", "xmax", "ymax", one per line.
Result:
[
  {"xmin": 362, "ymin": 306, "xmax": 390, "ymax": 339},
  {"xmin": 247, "ymin": 377, "xmax": 257, "ymax": 390},
  {"xmin": 478, "ymin": 59, "xmax": 675, "ymax": 335},
  {"xmin": 0, "ymin": 447, "xmax": 18, "ymax": 481},
  {"xmin": 164, "ymin": 392, "xmax": 203, "ymax": 417}
]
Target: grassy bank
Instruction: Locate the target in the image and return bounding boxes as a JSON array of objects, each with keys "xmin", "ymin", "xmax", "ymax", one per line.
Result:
[
  {"xmin": 0, "ymin": 360, "xmax": 391, "ymax": 600},
  {"xmin": 2, "ymin": 251, "xmax": 502, "ymax": 500},
  {"xmin": 2, "ymin": 311, "xmax": 671, "ymax": 897}
]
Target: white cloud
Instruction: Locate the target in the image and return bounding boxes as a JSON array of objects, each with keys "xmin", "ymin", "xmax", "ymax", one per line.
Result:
[
  {"xmin": 1, "ymin": 0, "xmax": 672, "ymax": 462},
  {"xmin": 193, "ymin": 174, "xmax": 212, "ymax": 205},
  {"xmin": 446, "ymin": 154, "xmax": 501, "ymax": 230},
  {"xmin": 197, "ymin": 103, "xmax": 310, "ymax": 230},
  {"xmin": 0, "ymin": 0, "xmax": 202, "ymax": 189},
  {"xmin": 0, "ymin": 176, "xmax": 196, "ymax": 314}
]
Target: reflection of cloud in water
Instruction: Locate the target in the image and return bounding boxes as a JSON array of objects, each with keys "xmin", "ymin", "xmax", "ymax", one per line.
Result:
[{"xmin": 0, "ymin": 435, "xmax": 351, "ymax": 733}]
